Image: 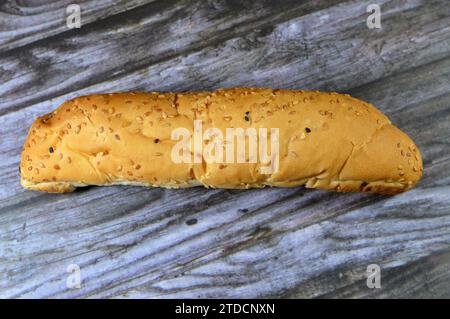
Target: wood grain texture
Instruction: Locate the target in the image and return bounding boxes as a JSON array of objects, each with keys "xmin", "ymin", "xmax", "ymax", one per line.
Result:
[
  {"xmin": 0, "ymin": 0, "xmax": 449, "ymax": 298},
  {"xmin": 2, "ymin": 0, "xmax": 449, "ymax": 116},
  {"xmin": 0, "ymin": 0, "xmax": 349, "ymax": 115},
  {"xmin": 0, "ymin": 0, "xmax": 157, "ymax": 52}
]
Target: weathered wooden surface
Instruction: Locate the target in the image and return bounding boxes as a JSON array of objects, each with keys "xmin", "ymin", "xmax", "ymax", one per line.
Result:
[
  {"xmin": 0, "ymin": 0, "xmax": 449, "ymax": 298},
  {"xmin": 0, "ymin": 0, "xmax": 158, "ymax": 52}
]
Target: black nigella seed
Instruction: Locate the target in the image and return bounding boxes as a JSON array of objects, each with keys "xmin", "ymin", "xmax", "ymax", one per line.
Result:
[
  {"xmin": 186, "ymin": 218, "xmax": 197, "ymax": 226},
  {"xmin": 154, "ymin": 138, "xmax": 160, "ymax": 143},
  {"xmin": 305, "ymin": 127, "xmax": 311, "ymax": 133},
  {"xmin": 49, "ymin": 147, "xmax": 54, "ymax": 153},
  {"xmin": 238, "ymin": 208, "xmax": 249, "ymax": 213},
  {"xmin": 244, "ymin": 111, "xmax": 250, "ymax": 121}
]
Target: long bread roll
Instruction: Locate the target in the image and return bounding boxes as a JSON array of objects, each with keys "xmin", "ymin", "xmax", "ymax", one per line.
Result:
[{"xmin": 20, "ymin": 88, "xmax": 422, "ymax": 194}]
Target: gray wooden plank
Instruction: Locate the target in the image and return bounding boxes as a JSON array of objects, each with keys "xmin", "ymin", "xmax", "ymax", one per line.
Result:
[
  {"xmin": 1, "ymin": 184, "xmax": 449, "ymax": 298},
  {"xmin": 0, "ymin": 0, "xmax": 448, "ymax": 116},
  {"xmin": 0, "ymin": 54, "xmax": 449, "ymax": 298},
  {"xmin": 305, "ymin": 250, "xmax": 450, "ymax": 298},
  {"xmin": 0, "ymin": 0, "xmax": 157, "ymax": 52}
]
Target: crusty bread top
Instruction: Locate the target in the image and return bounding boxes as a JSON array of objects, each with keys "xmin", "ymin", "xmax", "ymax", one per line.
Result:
[{"xmin": 20, "ymin": 88, "xmax": 422, "ymax": 194}]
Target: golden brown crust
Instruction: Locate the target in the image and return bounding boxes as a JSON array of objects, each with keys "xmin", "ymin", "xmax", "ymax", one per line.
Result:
[{"xmin": 20, "ymin": 88, "xmax": 423, "ymax": 194}]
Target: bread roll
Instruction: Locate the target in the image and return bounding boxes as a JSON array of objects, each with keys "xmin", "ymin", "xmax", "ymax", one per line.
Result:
[{"xmin": 20, "ymin": 88, "xmax": 422, "ymax": 194}]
